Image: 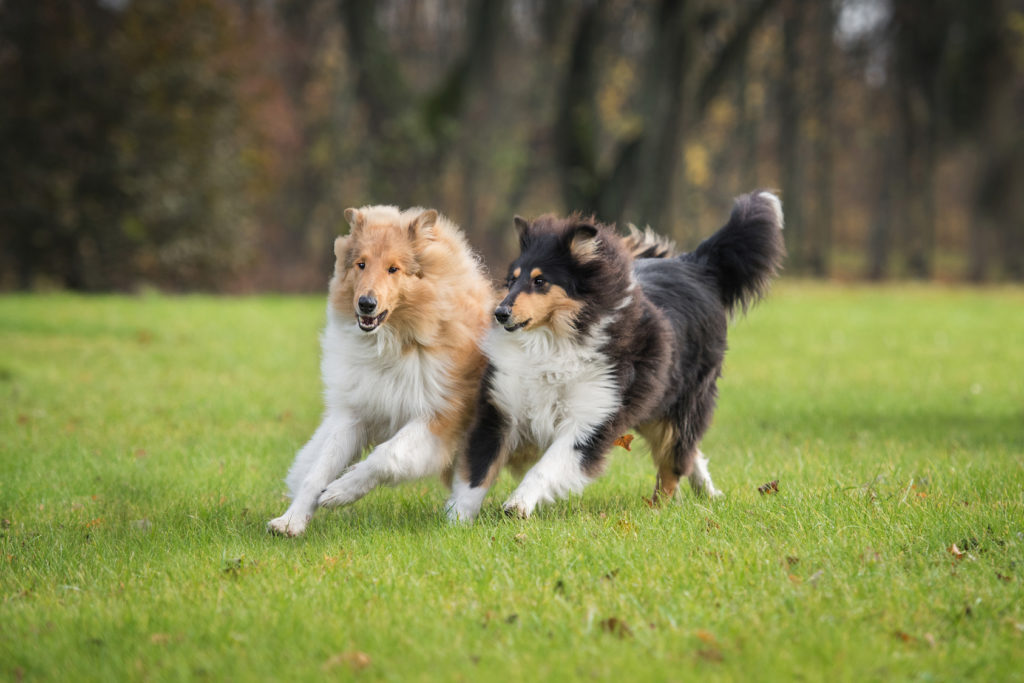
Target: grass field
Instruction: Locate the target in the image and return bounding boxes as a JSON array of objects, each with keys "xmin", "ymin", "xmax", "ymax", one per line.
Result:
[{"xmin": 2, "ymin": 284, "xmax": 1023, "ymax": 681}]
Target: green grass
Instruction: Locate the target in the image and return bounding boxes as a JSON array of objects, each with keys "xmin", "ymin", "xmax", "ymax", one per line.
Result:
[{"xmin": 2, "ymin": 284, "xmax": 1023, "ymax": 681}]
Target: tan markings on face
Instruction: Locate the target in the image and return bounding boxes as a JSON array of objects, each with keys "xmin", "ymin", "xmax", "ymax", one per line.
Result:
[
  {"xmin": 509, "ymin": 284, "xmax": 582, "ymax": 335},
  {"xmin": 346, "ymin": 223, "xmax": 415, "ymax": 315},
  {"xmin": 530, "ymin": 268, "xmax": 542, "ymax": 279},
  {"xmin": 513, "ymin": 267, "xmax": 521, "ymax": 279}
]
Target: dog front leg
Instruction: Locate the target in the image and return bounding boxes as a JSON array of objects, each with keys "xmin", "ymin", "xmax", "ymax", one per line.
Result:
[
  {"xmin": 268, "ymin": 413, "xmax": 363, "ymax": 537},
  {"xmin": 318, "ymin": 418, "xmax": 445, "ymax": 509},
  {"xmin": 502, "ymin": 434, "xmax": 594, "ymax": 518},
  {"xmin": 446, "ymin": 395, "xmax": 509, "ymax": 524}
]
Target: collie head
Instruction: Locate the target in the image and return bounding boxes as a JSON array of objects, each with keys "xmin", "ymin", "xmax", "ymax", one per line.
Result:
[
  {"xmin": 329, "ymin": 205, "xmax": 444, "ymax": 334},
  {"xmin": 494, "ymin": 213, "xmax": 636, "ymax": 339}
]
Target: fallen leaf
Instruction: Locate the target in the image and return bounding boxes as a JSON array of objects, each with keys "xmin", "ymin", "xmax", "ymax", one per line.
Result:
[
  {"xmin": 514, "ymin": 533, "xmax": 528, "ymax": 544},
  {"xmin": 697, "ymin": 648, "xmax": 723, "ymax": 662},
  {"xmin": 613, "ymin": 434, "xmax": 634, "ymax": 451},
  {"xmin": 505, "ymin": 613, "xmax": 518, "ymax": 624},
  {"xmin": 322, "ymin": 651, "xmax": 371, "ymax": 671},
  {"xmin": 923, "ymin": 633, "xmax": 936, "ymax": 648},
  {"xmin": 695, "ymin": 629, "xmax": 718, "ymax": 645},
  {"xmin": 894, "ymin": 630, "xmax": 915, "ymax": 643},
  {"xmin": 996, "ymin": 572, "xmax": 1013, "ymax": 582},
  {"xmin": 949, "ymin": 543, "xmax": 965, "ymax": 560},
  {"xmin": 785, "ymin": 556, "xmax": 800, "ymax": 567},
  {"xmin": 600, "ymin": 617, "xmax": 633, "ymax": 639},
  {"xmin": 807, "ymin": 569, "xmax": 824, "ymax": 585},
  {"xmin": 758, "ymin": 480, "xmax": 779, "ymax": 495},
  {"xmin": 788, "ymin": 573, "xmax": 802, "ymax": 584}
]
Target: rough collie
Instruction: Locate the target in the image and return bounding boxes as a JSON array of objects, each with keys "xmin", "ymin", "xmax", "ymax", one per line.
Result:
[
  {"xmin": 269, "ymin": 206, "xmax": 492, "ymax": 536},
  {"xmin": 446, "ymin": 191, "xmax": 784, "ymax": 522}
]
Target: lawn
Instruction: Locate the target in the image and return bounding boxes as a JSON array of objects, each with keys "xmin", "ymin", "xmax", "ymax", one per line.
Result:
[{"xmin": 2, "ymin": 284, "xmax": 1022, "ymax": 681}]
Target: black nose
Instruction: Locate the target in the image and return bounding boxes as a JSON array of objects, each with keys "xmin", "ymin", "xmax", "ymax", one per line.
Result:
[
  {"xmin": 358, "ymin": 296, "xmax": 377, "ymax": 314},
  {"xmin": 494, "ymin": 305, "xmax": 511, "ymax": 324}
]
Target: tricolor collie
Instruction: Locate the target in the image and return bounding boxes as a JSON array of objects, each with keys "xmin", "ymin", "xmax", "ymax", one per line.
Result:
[
  {"xmin": 269, "ymin": 206, "xmax": 492, "ymax": 536},
  {"xmin": 446, "ymin": 191, "xmax": 784, "ymax": 522}
]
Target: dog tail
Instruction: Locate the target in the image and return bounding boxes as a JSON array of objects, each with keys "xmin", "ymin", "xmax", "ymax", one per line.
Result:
[
  {"xmin": 623, "ymin": 224, "xmax": 677, "ymax": 259},
  {"xmin": 689, "ymin": 190, "xmax": 785, "ymax": 315}
]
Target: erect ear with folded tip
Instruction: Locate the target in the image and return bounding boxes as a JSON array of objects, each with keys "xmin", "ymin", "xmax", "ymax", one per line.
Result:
[
  {"xmin": 409, "ymin": 209, "xmax": 438, "ymax": 242},
  {"xmin": 569, "ymin": 224, "xmax": 600, "ymax": 262},
  {"xmin": 514, "ymin": 216, "xmax": 530, "ymax": 247},
  {"xmin": 344, "ymin": 208, "xmax": 364, "ymax": 232},
  {"xmin": 333, "ymin": 235, "xmax": 351, "ymax": 269}
]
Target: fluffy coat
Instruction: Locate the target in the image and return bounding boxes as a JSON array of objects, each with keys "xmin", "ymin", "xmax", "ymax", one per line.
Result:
[
  {"xmin": 446, "ymin": 191, "xmax": 785, "ymax": 521},
  {"xmin": 269, "ymin": 206, "xmax": 492, "ymax": 536}
]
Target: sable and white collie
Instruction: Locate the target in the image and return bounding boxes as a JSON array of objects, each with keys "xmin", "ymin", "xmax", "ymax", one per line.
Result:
[
  {"xmin": 269, "ymin": 206, "xmax": 492, "ymax": 536},
  {"xmin": 446, "ymin": 191, "xmax": 785, "ymax": 522}
]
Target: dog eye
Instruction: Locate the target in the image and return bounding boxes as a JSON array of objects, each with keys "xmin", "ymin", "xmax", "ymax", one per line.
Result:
[
  {"xmin": 533, "ymin": 277, "xmax": 545, "ymax": 287},
  {"xmin": 506, "ymin": 276, "xmax": 516, "ymax": 288},
  {"xmin": 388, "ymin": 266, "xmax": 399, "ymax": 274},
  {"xmin": 357, "ymin": 262, "xmax": 365, "ymax": 270}
]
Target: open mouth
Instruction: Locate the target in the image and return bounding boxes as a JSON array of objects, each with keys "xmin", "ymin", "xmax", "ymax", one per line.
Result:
[
  {"xmin": 503, "ymin": 319, "xmax": 530, "ymax": 333},
  {"xmin": 357, "ymin": 310, "xmax": 388, "ymax": 332}
]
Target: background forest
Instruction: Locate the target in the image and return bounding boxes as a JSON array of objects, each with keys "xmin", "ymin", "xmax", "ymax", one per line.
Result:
[{"xmin": 2, "ymin": 0, "xmax": 1022, "ymax": 291}]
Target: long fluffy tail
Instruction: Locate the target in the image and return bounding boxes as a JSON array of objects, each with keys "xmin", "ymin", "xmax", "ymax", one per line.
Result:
[{"xmin": 690, "ymin": 190, "xmax": 786, "ymax": 314}]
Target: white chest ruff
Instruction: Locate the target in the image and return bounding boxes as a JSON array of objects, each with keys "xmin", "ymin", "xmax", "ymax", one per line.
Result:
[
  {"xmin": 485, "ymin": 327, "xmax": 620, "ymax": 448},
  {"xmin": 320, "ymin": 310, "xmax": 451, "ymax": 438}
]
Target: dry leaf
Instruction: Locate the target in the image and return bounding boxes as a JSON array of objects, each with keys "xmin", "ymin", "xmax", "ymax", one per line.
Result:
[
  {"xmin": 697, "ymin": 648, "xmax": 723, "ymax": 662},
  {"xmin": 695, "ymin": 629, "xmax": 718, "ymax": 645},
  {"xmin": 949, "ymin": 544, "xmax": 965, "ymax": 560},
  {"xmin": 323, "ymin": 651, "xmax": 371, "ymax": 671},
  {"xmin": 894, "ymin": 630, "xmax": 915, "ymax": 643},
  {"xmin": 613, "ymin": 434, "xmax": 635, "ymax": 451},
  {"xmin": 758, "ymin": 480, "xmax": 779, "ymax": 495},
  {"xmin": 600, "ymin": 617, "xmax": 633, "ymax": 639}
]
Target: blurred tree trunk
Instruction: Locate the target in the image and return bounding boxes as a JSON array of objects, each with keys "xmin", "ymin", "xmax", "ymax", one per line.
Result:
[
  {"xmin": 736, "ymin": 58, "xmax": 759, "ymax": 192},
  {"xmin": 777, "ymin": 0, "xmax": 803, "ymax": 272},
  {"xmin": 807, "ymin": 0, "xmax": 835, "ymax": 277},
  {"xmin": 338, "ymin": 0, "xmax": 502, "ymax": 204},
  {"xmin": 555, "ymin": 0, "xmax": 778, "ymax": 228}
]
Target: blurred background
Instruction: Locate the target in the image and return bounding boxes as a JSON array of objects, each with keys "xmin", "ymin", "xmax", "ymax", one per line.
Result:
[{"xmin": 1, "ymin": 0, "xmax": 1021, "ymax": 292}]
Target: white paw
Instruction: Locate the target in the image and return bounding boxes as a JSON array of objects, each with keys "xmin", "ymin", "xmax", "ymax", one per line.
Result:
[
  {"xmin": 445, "ymin": 498, "xmax": 477, "ymax": 525},
  {"xmin": 501, "ymin": 495, "xmax": 534, "ymax": 519},
  {"xmin": 267, "ymin": 510, "xmax": 309, "ymax": 537},
  {"xmin": 317, "ymin": 479, "xmax": 351, "ymax": 508}
]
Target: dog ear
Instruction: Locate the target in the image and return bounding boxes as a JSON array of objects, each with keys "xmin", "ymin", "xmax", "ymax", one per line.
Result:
[
  {"xmin": 569, "ymin": 224, "xmax": 600, "ymax": 262},
  {"xmin": 408, "ymin": 209, "xmax": 438, "ymax": 243},
  {"xmin": 333, "ymin": 235, "xmax": 352, "ymax": 270},
  {"xmin": 344, "ymin": 208, "xmax": 364, "ymax": 232},
  {"xmin": 514, "ymin": 216, "xmax": 530, "ymax": 247}
]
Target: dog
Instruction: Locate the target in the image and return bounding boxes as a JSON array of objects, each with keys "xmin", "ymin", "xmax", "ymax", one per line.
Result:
[
  {"xmin": 445, "ymin": 191, "xmax": 784, "ymax": 522},
  {"xmin": 268, "ymin": 205, "xmax": 492, "ymax": 536}
]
